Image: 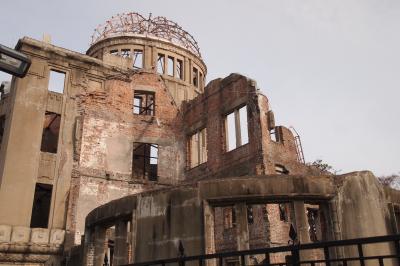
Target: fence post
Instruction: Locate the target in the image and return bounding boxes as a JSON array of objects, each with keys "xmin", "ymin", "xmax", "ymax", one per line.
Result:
[
  {"xmin": 323, "ymin": 246, "xmax": 331, "ymax": 266},
  {"xmin": 291, "ymin": 244, "xmax": 300, "ymax": 266}
]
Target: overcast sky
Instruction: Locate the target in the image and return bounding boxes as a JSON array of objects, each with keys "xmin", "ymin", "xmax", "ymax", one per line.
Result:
[{"xmin": 1, "ymin": 0, "xmax": 399, "ymax": 176}]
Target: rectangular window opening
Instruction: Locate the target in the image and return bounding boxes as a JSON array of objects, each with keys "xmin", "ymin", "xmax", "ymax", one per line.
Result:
[
  {"xmin": 279, "ymin": 203, "xmax": 289, "ymax": 222},
  {"xmin": 239, "ymin": 106, "xmax": 249, "ymax": 145},
  {"xmin": 167, "ymin": 56, "xmax": 174, "ymax": 76},
  {"xmin": 48, "ymin": 70, "xmax": 65, "ymax": 94},
  {"xmin": 189, "ymin": 128, "xmax": 207, "ymax": 168},
  {"xmin": 133, "ymin": 49, "xmax": 143, "ymax": 69},
  {"xmin": 176, "ymin": 59, "xmax": 183, "ymax": 80},
  {"xmin": 121, "ymin": 49, "xmax": 131, "ymax": 58},
  {"xmin": 133, "ymin": 91, "xmax": 155, "ymax": 115},
  {"xmin": 270, "ymin": 128, "xmax": 278, "ymax": 142},
  {"xmin": 192, "ymin": 67, "xmax": 199, "ymax": 87},
  {"xmin": 226, "ymin": 112, "xmax": 237, "ymax": 151},
  {"xmin": 132, "ymin": 143, "xmax": 158, "ymax": 181},
  {"xmin": 30, "ymin": 183, "xmax": 52, "ymax": 228},
  {"xmin": 306, "ymin": 205, "xmax": 322, "ymax": 242},
  {"xmin": 157, "ymin": 54, "xmax": 165, "ymax": 74},
  {"xmin": 110, "ymin": 50, "xmax": 118, "ymax": 55},
  {"xmin": 225, "ymin": 105, "xmax": 249, "ymax": 152},
  {"xmin": 199, "ymin": 72, "xmax": 204, "ymax": 91},
  {"xmin": 275, "ymin": 164, "xmax": 289, "ymax": 175},
  {"xmin": 40, "ymin": 112, "xmax": 61, "ymax": 153}
]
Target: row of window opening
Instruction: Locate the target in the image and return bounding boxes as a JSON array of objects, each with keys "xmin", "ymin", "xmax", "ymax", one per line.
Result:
[
  {"xmin": 110, "ymin": 49, "xmax": 144, "ymax": 69},
  {"xmin": 220, "ymin": 203, "xmax": 322, "ymax": 242}
]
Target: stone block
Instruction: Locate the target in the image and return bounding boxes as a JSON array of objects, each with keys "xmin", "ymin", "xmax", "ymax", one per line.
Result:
[
  {"xmin": 50, "ymin": 229, "xmax": 65, "ymax": 245},
  {"xmin": 0, "ymin": 225, "xmax": 12, "ymax": 242},
  {"xmin": 11, "ymin": 226, "xmax": 30, "ymax": 243},
  {"xmin": 30, "ymin": 228, "xmax": 50, "ymax": 244}
]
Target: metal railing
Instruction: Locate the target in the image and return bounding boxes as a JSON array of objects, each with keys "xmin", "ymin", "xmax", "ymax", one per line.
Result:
[{"xmin": 123, "ymin": 234, "xmax": 400, "ymax": 266}]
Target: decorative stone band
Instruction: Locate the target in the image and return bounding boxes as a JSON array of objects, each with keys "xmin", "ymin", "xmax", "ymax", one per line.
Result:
[{"xmin": 0, "ymin": 225, "xmax": 65, "ymax": 263}]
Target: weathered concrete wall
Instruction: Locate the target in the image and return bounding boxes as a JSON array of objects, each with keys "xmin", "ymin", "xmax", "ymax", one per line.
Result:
[
  {"xmin": 84, "ymin": 174, "xmax": 337, "ymax": 265},
  {"xmin": 83, "ymin": 172, "xmax": 399, "ymax": 265},
  {"xmin": 334, "ymin": 171, "xmax": 395, "ymax": 265},
  {"xmin": 135, "ymin": 187, "xmax": 203, "ymax": 261}
]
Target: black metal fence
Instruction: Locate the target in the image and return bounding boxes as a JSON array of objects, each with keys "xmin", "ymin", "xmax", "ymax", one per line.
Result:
[{"xmin": 123, "ymin": 234, "xmax": 400, "ymax": 266}]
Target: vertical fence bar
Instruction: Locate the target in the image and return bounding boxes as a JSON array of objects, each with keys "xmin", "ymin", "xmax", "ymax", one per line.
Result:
[
  {"xmin": 342, "ymin": 260, "xmax": 347, "ymax": 266},
  {"xmin": 219, "ymin": 256, "xmax": 223, "ymax": 266},
  {"xmin": 378, "ymin": 257, "xmax": 384, "ymax": 266},
  {"xmin": 240, "ymin": 255, "xmax": 245, "ymax": 266},
  {"xmin": 394, "ymin": 240, "xmax": 400, "ymax": 261},
  {"xmin": 198, "ymin": 258, "xmax": 203, "ymax": 266},
  {"xmin": 178, "ymin": 258, "xmax": 186, "ymax": 266},
  {"xmin": 324, "ymin": 247, "xmax": 331, "ymax": 266},
  {"xmin": 291, "ymin": 245, "xmax": 300, "ymax": 266},
  {"xmin": 357, "ymin": 244, "xmax": 365, "ymax": 266},
  {"xmin": 264, "ymin": 253, "xmax": 270, "ymax": 266}
]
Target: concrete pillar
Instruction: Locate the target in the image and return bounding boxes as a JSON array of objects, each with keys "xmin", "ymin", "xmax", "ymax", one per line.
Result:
[
  {"xmin": 113, "ymin": 220, "xmax": 129, "ymax": 266},
  {"xmin": 82, "ymin": 228, "xmax": 94, "ymax": 266},
  {"xmin": 203, "ymin": 201, "xmax": 215, "ymax": 254},
  {"xmin": 186, "ymin": 58, "xmax": 191, "ymax": 84},
  {"xmin": 293, "ymin": 201, "xmax": 312, "ymax": 262},
  {"xmin": 235, "ymin": 203, "xmax": 250, "ymax": 266},
  {"xmin": 153, "ymin": 47, "xmax": 159, "ymax": 73},
  {"xmin": 144, "ymin": 45, "xmax": 152, "ymax": 71},
  {"xmin": 235, "ymin": 203, "xmax": 249, "ymax": 250},
  {"xmin": 130, "ymin": 210, "xmax": 137, "ymax": 264},
  {"xmin": 93, "ymin": 225, "xmax": 107, "ymax": 266},
  {"xmin": 293, "ymin": 201, "xmax": 310, "ymax": 243}
]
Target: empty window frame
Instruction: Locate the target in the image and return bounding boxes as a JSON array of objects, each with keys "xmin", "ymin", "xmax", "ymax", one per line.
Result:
[
  {"xmin": 176, "ymin": 59, "xmax": 183, "ymax": 80},
  {"xmin": 223, "ymin": 206, "xmax": 236, "ymax": 229},
  {"xmin": 157, "ymin": 54, "xmax": 165, "ymax": 74},
  {"xmin": 279, "ymin": 203, "xmax": 289, "ymax": 222},
  {"xmin": 270, "ymin": 128, "xmax": 278, "ymax": 142},
  {"xmin": 133, "ymin": 49, "xmax": 143, "ymax": 69},
  {"xmin": 225, "ymin": 105, "xmax": 249, "ymax": 152},
  {"xmin": 192, "ymin": 67, "xmax": 199, "ymax": 87},
  {"xmin": 30, "ymin": 183, "xmax": 52, "ymax": 228},
  {"xmin": 167, "ymin": 56, "xmax": 174, "ymax": 76},
  {"xmin": 199, "ymin": 72, "xmax": 204, "ymax": 91},
  {"xmin": 0, "ymin": 116, "xmax": 5, "ymax": 148},
  {"xmin": 189, "ymin": 128, "xmax": 207, "ymax": 168},
  {"xmin": 132, "ymin": 143, "xmax": 158, "ymax": 181},
  {"xmin": 48, "ymin": 70, "xmax": 65, "ymax": 94},
  {"xmin": 133, "ymin": 91, "xmax": 155, "ymax": 115},
  {"xmin": 121, "ymin": 49, "xmax": 131, "ymax": 58},
  {"xmin": 41, "ymin": 112, "xmax": 61, "ymax": 153},
  {"xmin": 307, "ymin": 206, "xmax": 321, "ymax": 242},
  {"xmin": 110, "ymin": 50, "xmax": 118, "ymax": 55},
  {"xmin": 275, "ymin": 164, "xmax": 289, "ymax": 174}
]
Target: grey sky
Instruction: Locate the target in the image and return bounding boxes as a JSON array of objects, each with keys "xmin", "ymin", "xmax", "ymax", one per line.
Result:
[{"xmin": 1, "ymin": 0, "xmax": 399, "ymax": 176}]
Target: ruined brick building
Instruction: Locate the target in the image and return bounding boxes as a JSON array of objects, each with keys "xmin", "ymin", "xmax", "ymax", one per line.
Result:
[{"xmin": 0, "ymin": 12, "xmax": 400, "ymax": 266}]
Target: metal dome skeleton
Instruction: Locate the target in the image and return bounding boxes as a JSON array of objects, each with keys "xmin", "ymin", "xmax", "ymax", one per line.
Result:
[{"xmin": 91, "ymin": 12, "xmax": 202, "ymax": 58}]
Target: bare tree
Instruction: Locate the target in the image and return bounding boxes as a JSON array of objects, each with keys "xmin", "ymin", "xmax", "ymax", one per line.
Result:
[
  {"xmin": 307, "ymin": 159, "xmax": 339, "ymax": 174},
  {"xmin": 378, "ymin": 173, "xmax": 400, "ymax": 188}
]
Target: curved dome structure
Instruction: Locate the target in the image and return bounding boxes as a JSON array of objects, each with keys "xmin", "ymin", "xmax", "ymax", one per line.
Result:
[{"xmin": 91, "ymin": 12, "xmax": 202, "ymax": 58}]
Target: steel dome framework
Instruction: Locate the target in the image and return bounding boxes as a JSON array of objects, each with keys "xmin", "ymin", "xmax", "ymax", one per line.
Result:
[{"xmin": 91, "ymin": 12, "xmax": 202, "ymax": 58}]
